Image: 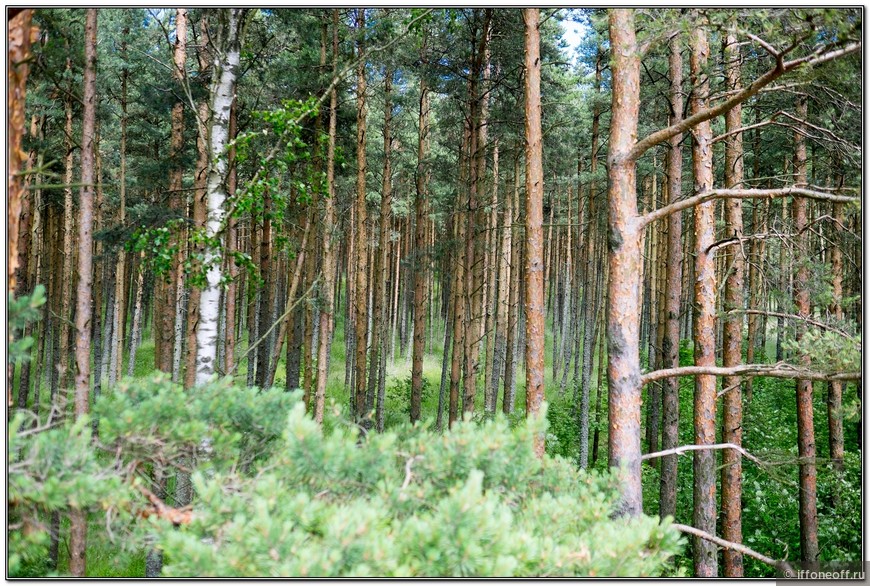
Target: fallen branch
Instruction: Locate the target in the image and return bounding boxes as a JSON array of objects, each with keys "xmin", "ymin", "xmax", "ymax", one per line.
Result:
[
  {"xmin": 640, "ymin": 363, "xmax": 860, "ymax": 386},
  {"xmin": 671, "ymin": 523, "xmax": 793, "ymax": 574},
  {"xmin": 642, "ymin": 442, "xmax": 762, "ymax": 466},
  {"xmin": 137, "ymin": 483, "xmax": 194, "ymax": 526}
]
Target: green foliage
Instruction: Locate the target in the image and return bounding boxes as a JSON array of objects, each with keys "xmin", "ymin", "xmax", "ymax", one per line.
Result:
[
  {"xmin": 8, "ymin": 414, "xmax": 134, "ymax": 577},
  {"xmin": 126, "ymin": 222, "xmax": 181, "ymax": 276},
  {"xmin": 94, "ymin": 373, "xmax": 297, "ymax": 473},
  {"xmin": 158, "ymin": 403, "xmax": 683, "ymax": 577},
  {"xmin": 383, "ymin": 375, "xmax": 434, "ymax": 428},
  {"xmin": 783, "ymin": 329, "xmax": 860, "ymax": 374},
  {"xmin": 543, "ymin": 392, "xmax": 579, "ymax": 460},
  {"xmin": 10, "ymin": 375, "xmax": 682, "ymax": 577},
  {"xmin": 8, "ymin": 285, "xmax": 46, "ymax": 363}
]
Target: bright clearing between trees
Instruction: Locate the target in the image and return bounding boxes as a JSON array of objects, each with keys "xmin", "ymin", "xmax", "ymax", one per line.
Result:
[{"xmin": 7, "ymin": 7, "xmax": 862, "ymax": 579}]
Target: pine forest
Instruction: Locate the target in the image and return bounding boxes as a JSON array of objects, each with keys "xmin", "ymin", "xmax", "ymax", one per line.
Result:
[{"xmin": 6, "ymin": 7, "xmax": 864, "ymax": 578}]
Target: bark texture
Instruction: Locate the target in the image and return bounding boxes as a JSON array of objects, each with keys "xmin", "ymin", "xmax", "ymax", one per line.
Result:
[
  {"xmin": 69, "ymin": 10, "xmax": 98, "ymax": 576},
  {"xmin": 792, "ymin": 95, "xmax": 819, "ymax": 564},
  {"xmin": 689, "ymin": 23, "xmax": 718, "ymax": 577},
  {"xmin": 721, "ymin": 27, "xmax": 745, "ymax": 578},
  {"xmin": 195, "ymin": 9, "xmax": 247, "ymax": 386},
  {"xmin": 659, "ymin": 32, "xmax": 683, "ymax": 523},
  {"xmin": 606, "ymin": 9, "xmax": 644, "ymax": 517},
  {"xmin": 523, "ymin": 8, "xmax": 545, "ymax": 458},
  {"xmin": 411, "ymin": 44, "xmax": 431, "ymax": 423}
]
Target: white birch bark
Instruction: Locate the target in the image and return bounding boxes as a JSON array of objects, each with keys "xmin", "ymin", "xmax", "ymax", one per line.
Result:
[{"xmin": 195, "ymin": 9, "xmax": 246, "ymax": 386}]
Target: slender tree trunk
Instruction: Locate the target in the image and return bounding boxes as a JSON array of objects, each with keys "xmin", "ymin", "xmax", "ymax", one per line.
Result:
[
  {"xmin": 645, "ymin": 162, "xmax": 661, "ymax": 461},
  {"xmin": 185, "ymin": 98, "xmax": 209, "ymax": 391},
  {"xmin": 314, "ymin": 9, "xmax": 340, "ymax": 424},
  {"xmin": 69, "ymin": 10, "xmax": 97, "ymax": 576},
  {"xmin": 302, "ymin": 216, "xmax": 316, "ymax": 405},
  {"xmin": 523, "ymin": 8, "xmax": 545, "ymax": 458},
  {"xmin": 127, "ymin": 252, "xmax": 146, "ymax": 377},
  {"xmin": 371, "ymin": 66, "xmax": 393, "ymax": 431},
  {"xmin": 411, "ymin": 42, "xmax": 430, "ymax": 423},
  {"xmin": 255, "ymin": 189, "xmax": 273, "ymax": 388},
  {"xmin": 503, "ymin": 156, "xmax": 521, "ymax": 415},
  {"xmin": 195, "ymin": 10, "xmax": 247, "ymax": 386},
  {"xmin": 776, "ymin": 196, "xmax": 788, "ymax": 362},
  {"xmin": 828, "ymin": 201, "xmax": 845, "ymax": 477},
  {"xmin": 483, "ymin": 143, "xmax": 499, "ymax": 415},
  {"xmin": 111, "ymin": 28, "xmax": 130, "ymax": 386},
  {"xmin": 492, "ymin": 152, "xmax": 513, "ymax": 412},
  {"xmin": 792, "ymin": 95, "xmax": 819, "ymax": 564},
  {"xmin": 59, "ymin": 54, "xmax": 75, "ymax": 394},
  {"xmin": 689, "ymin": 24, "xmax": 718, "ymax": 577},
  {"xmin": 721, "ymin": 27, "xmax": 745, "ymax": 577},
  {"xmin": 578, "ymin": 149, "xmax": 600, "ymax": 468},
  {"xmin": 353, "ymin": 8, "xmax": 370, "ymax": 421},
  {"xmin": 591, "ymin": 301, "xmax": 607, "ymax": 465},
  {"xmin": 578, "ymin": 216, "xmax": 599, "ymax": 468},
  {"xmin": 436, "ymin": 266, "xmax": 453, "ymax": 431},
  {"xmin": 223, "ymin": 98, "xmax": 238, "ymax": 376},
  {"xmin": 660, "ymin": 32, "xmax": 684, "ymax": 523},
  {"xmin": 449, "ymin": 132, "xmax": 469, "ymax": 428}
]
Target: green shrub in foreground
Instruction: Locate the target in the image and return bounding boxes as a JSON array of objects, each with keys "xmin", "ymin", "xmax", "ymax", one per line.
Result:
[{"xmin": 9, "ymin": 373, "xmax": 683, "ymax": 577}]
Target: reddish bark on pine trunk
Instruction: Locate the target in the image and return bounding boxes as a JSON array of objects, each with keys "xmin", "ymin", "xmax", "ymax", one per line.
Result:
[{"xmin": 523, "ymin": 8, "xmax": 545, "ymax": 458}]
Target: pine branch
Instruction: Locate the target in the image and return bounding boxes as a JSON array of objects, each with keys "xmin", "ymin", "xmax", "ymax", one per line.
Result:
[{"xmin": 627, "ymin": 41, "xmax": 860, "ymax": 163}]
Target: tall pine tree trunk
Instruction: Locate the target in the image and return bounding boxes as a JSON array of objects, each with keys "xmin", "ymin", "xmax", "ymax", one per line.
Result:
[
  {"xmin": 721, "ymin": 26, "xmax": 745, "ymax": 578},
  {"xmin": 792, "ymin": 94, "xmax": 819, "ymax": 564},
  {"xmin": 605, "ymin": 9, "xmax": 644, "ymax": 517},
  {"xmin": 352, "ymin": 8, "xmax": 370, "ymax": 421},
  {"xmin": 523, "ymin": 8, "xmax": 545, "ymax": 458},
  {"xmin": 689, "ymin": 23, "xmax": 717, "ymax": 577},
  {"xmin": 659, "ymin": 33, "xmax": 683, "ymax": 521},
  {"xmin": 410, "ymin": 42, "xmax": 430, "ymax": 423},
  {"xmin": 69, "ymin": 10, "xmax": 97, "ymax": 575},
  {"xmin": 372, "ymin": 67, "xmax": 393, "ymax": 431},
  {"xmin": 314, "ymin": 9, "xmax": 340, "ymax": 424}
]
